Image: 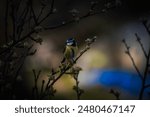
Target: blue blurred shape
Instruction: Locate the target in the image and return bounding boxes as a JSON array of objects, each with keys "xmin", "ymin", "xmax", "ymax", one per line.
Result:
[{"xmin": 95, "ymin": 69, "xmax": 150, "ymax": 95}]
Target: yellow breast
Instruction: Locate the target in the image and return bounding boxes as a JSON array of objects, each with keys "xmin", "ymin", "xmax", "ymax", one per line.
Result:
[{"xmin": 64, "ymin": 46, "xmax": 78, "ymax": 60}]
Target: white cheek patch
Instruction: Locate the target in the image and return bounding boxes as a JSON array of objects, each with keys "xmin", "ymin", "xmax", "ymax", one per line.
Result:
[{"xmin": 67, "ymin": 42, "xmax": 73, "ymax": 45}]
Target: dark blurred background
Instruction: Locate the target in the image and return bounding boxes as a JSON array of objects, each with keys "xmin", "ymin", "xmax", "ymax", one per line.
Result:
[{"xmin": 0, "ymin": 0, "xmax": 150, "ymax": 99}]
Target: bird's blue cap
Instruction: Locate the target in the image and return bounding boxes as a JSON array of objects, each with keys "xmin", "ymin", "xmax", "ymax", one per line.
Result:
[
  {"xmin": 66, "ymin": 38, "xmax": 77, "ymax": 46},
  {"xmin": 66, "ymin": 38, "xmax": 75, "ymax": 43}
]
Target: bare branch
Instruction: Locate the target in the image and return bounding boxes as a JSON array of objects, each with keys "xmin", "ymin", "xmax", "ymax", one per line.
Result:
[
  {"xmin": 14, "ymin": 44, "xmax": 34, "ymax": 80},
  {"xmin": 10, "ymin": 44, "xmax": 36, "ymax": 98},
  {"xmin": 37, "ymin": 0, "xmax": 55, "ymax": 25},
  {"xmin": 142, "ymin": 20, "xmax": 150, "ymax": 36},
  {"xmin": 122, "ymin": 39, "xmax": 143, "ymax": 80},
  {"xmin": 143, "ymin": 49, "xmax": 150, "ymax": 79},
  {"xmin": 30, "ymin": 0, "xmax": 38, "ymax": 25},
  {"xmin": 72, "ymin": 67, "xmax": 84, "ymax": 100},
  {"xmin": 50, "ymin": 36, "xmax": 96, "ymax": 86},
  {"xmin": 110, "ymin": 89, "xmax": 120, "ymax": 100},
  {"xmin": 1, "ymin": 0, "xmax": 110, "ymax": 57},
  {"xmin": 50, "ymin": 0, "xmax": 55, "ymax": 13},
  {"xmin": 10, "ymin": 1, "xmax": 17, "ymax": 41},
  {"xmin": 135, "ymin": 33, "xmax": 148, "ymax": 58},
  {"xmin": 29, "ymin": 35, "xmax": 43, "ymax": 45},
  {"xmin": 32, "ymin": 69, "xmax": 41, "ymax": 99},
  {"xmin": 1, "ymin": 0, "xmax": 118, "ymax": 99},
  {"xmin": 44, "ymin": 10, "xmax": 106, "ymax": 30},
  {"xmin": 17, "ymin": 1, "xmax": 29, "ymax": 24},
  {"xmin": 0, "ymin": 30, "xmax": 35, "ymax": 55},
  {"xmin": 37, "ymin": 5, "xmax": 46, "ymax": 21},
  {"xmin": 17, "ymin": 1, "xmax": 30, "ymax": 40},
  {"xmin": 5, "ymin": 0, "xmax": 9, "ymax": 43},
  {"xmin": 128, "ymin": 53, "xmax": 143, "ymax": 80}
]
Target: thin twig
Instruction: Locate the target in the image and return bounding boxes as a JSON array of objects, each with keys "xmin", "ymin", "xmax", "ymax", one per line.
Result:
[
  {"xmin": 44, "ymin": 11, "xmax": 105, "ymax": 30},
  {"xmin": 32, "ymin": 69, "xmax": 41, "ymax": 99},
  {"xmin": 17, "ymin": 1, "xmax": 29, "ymax": 24},
  {"xmin": 135, "ymin": 33, "xmax": 147, "ymax": 58},
  {"xmin": 122, "ymin": 39, "xmax": 143, "ymax": 80},
  {"xmin": 110, "ymin": 89, "xmax": 120, "ymax": 100},
  {"xmin": 37, "ymin": 5, "xmax": 45, "ymax": 21},
  {"xmin": 37, "ymin": 0, "xmax": 55, "ymax": 25},
  {"xmin": 0, "ymin": 30, "xmax": 35, "ymax": 55},
  {"xmin": 143, "ymin": 20, "xmax": 150, "ymax": 35},
  {"xmin": 123, "ymin": 20, "xmax": 150, "ymax": 99},
  {"xmin": 139, "ymin": 46, "xmax": 150, "ymax": 99},
  {"xmin": 138, "ymin": 21, "xmax": 150, "ymax": 99},
  {"xmin": 17, "ymin": 1, "xmax": 30, "ymax": 40},
  {"xmin": 30, "ymin": 0, "xmax": 38, "ymax": 25},
  {"xmin": 5, "ymin": 0, "xmax": 9, "ymax": 43},
  {"xmin": 11, "ymin": 2, "xmax": 17, "ymax": 41},
  {"xmin": 72, "ymin": 69, "xmax": 84, "ymax": 100}
]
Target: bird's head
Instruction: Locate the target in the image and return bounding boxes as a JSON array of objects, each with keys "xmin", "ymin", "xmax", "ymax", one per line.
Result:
[{"xmin": 66, "ymin": 38, "xmax": 77, "ymax": 46}]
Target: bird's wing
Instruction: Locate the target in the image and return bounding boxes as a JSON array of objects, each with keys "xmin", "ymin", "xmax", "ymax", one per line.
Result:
[
  {"xmin": 71, "ymin": 48, "xmax": 75, "ymax": 59},
  {"xmin": 61, "ymin": 46, "xmax": 66, "ymax": 63}
]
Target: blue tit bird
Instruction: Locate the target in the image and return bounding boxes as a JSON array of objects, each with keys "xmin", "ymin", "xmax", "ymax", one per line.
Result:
[{"xmin": 61, "ymin": 38, "xmax": 78, "ymax": 65}]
